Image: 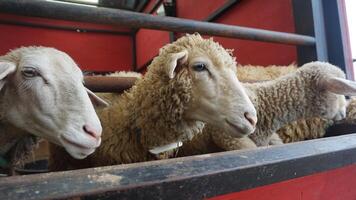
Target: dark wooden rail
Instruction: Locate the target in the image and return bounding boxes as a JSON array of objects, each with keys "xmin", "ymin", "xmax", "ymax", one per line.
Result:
[
  {"xmin": 0, "ymin": 0, "xmax": 315, "ymax": 46},
  {"xmin": 1, "ymin": 134, "xmax": 356, "ymax": 200}
]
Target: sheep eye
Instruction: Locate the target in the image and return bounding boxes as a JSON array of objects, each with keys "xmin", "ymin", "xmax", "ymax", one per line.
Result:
[
  {"xmin": 192, "ymin": 63, "xmax": 207, "ymax": 72},
  {"xmin": 22, "ymin": 67, "xmax": 39, "ymax": 78}
]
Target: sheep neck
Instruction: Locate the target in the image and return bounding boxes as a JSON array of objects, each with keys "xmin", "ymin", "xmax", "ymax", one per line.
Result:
[
  {"xmin": 0, "ymin": 120, "xmax": 29, "ymax": 156},
  {"xmin": 248, "ymin": 71, "xmax": 321, "ymax": 145},
  {"xmin": 0, "ymin": 88, "xmax": 29, "ymax": 156},
  {"xmin": 96, "ymin": 70, "xmax": 204, "ymax": 164}
]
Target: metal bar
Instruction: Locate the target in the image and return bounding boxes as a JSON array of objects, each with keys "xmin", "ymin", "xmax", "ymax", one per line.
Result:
[
  {"xmin": 1, "ymin": 134, "xmax": 356, "ymax": 199},
  {"xmin": 59, "ymin": 0, "xmax": 98, "ymax": 6},
  {"xmin": 165, "ymin": 0, "xmax": 177, "ymax": 42},
  {"xmin": 0, "ymin": 0, "xmax": 316, "ymax": 46},
  {"xmin": 322, "ymin": 0, "xmax": 353, "ymax": 79},
  {"xmin": 204, "ymin": 0, "xmax": 240, "ymax": 22},
  {"xmin": 334, "ymin": 0, "xmax": 354, "ymax": 80},
  {"xmin": 325, "ymin": 124, "xmax": 356, "ymax": 137},
  {"xmin": 292, "ymin": 0, "xmax": 318, "ymax": 65},
  {"xmin": 84, "ymin": 76, "xmax": 137, "ymax": 93},
  {"xmin": 0, "ymin": 19, "xmax": 132, "ymax": 35},
  {"xmin": 148, "ymin": 0, "xmax": 164, "ymax": 14},
  {"xmin": 311, "ymin": 0, "xmax": 328, "ymax": 61},
  {"xmin": 136, "ymin": 0, "xmax": 149, "ymax": 12},
  {"xmin": 131, "ymin": 33, "xmax": 137, "ymax": 71}
]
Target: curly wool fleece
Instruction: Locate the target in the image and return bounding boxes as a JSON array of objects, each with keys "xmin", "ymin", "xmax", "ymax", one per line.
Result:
[
  {"xmin": 49, "ymin": 34, "xmax": 241, "ymax": 170},
  {"xmin": 179, "ymin": 62, "xmax": 349, "ymax": 155}
]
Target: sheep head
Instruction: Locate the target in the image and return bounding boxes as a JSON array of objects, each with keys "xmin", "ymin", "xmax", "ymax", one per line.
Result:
[
  {"xmin": 158, "ymin": 34, "xmax": 257, "ymax": 138},
  {"xmin": 0, "ymin": 47, "xmax": 108, "ymax": 159},
  {"xmin": 301, "ymin": 61, "xmax": 356, "ymax": 121}
]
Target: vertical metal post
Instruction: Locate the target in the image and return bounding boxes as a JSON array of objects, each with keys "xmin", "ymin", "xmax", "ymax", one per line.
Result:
[
  {"xmin": 322, "ymin": 0, "xmax": 353, "ymax": 79},
  {"xmin": 311, "ymin": 0, "xmax": 328, "ymax": 61},
  {"xmin": 293, "ymin": 0, "xmax": 353, "ymax": 79},
  {"xmin": 292, "ymin": 0, "xmax": 318, "ymax": 65},
  {"xmin": 131, "ymin": 33, "xmax": 137, "ymax": 72}
]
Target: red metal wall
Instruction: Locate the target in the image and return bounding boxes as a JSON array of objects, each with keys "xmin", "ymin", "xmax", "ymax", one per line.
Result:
[
  {"xmin": 214, "ymin": 0, "xmax": 297, "ymax": 66},
  {"xmin": 135, "ymin": 29, "xmax": 170, "ymax": 70},
  {"xmin": 208, "ymin": 164, "xmax": 356, "ymax": 200},
  {"xmin": 176, "ymin": 0, "xmax": 227, "ymax": 20},
  {"xmin": 136, "ymin": 0, "xmax": 297, "ymax": 69},
  {"xmin": 0, "ymin": 13, "xmax": 133, "ymax": 71},
  {"xmin": 135, "ymin": 1, "xmax": 172, "ymax": 71},
  {"xmin": 0, "ymin": 0, "xmax": 298, "ymax": 71}
]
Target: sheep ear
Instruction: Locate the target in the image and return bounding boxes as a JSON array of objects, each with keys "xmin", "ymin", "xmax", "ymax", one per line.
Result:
[
  {"xmin": 167, "ymin": 50, "xmax": 188, "ymax": 79},
  {"xmin": 0, "ymin": 62, "xmax": 16, "ymax": 90},
  {"xmin": 85, "ymin": 88, "xmax": 109, "ymax": 108},
  {"xmin": 321, "ymin": 77, "xmax": 356, "ymax": 96}
]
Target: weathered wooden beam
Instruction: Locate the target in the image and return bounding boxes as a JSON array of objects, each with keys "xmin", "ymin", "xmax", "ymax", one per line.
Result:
[{"xmin": 0, "ymin": 0, "xmax": 316, "ymax": 46}]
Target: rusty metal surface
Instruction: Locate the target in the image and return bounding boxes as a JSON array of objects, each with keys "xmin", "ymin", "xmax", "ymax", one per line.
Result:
[
  {"xmin": 83, "ymin": 76, "xmax": 267, "ymax": 93},
  {"xmin": 1, "ymin": 134, "xmax": 356, "ymax": 199},
  {"xmin": 84, "ymin": 76, "xmax": 137, "ymax": 93},
  {"xmin": 0, "ymin": 0, "xmax": 315, "ymax": 46}
]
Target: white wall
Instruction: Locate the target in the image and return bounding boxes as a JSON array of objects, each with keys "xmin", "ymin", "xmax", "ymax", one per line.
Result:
[{"xmin": 345, "ymin": 0, "xmax": 356, "ymax": 77}]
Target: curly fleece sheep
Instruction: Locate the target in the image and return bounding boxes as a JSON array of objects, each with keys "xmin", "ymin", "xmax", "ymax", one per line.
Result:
[
  {"xmin": 235, "ymin": 64, "xmax": 333, "ymax": 143},
  {"xmin": 277, "ymin": 98, "xmax": 356, "ymax": 143},
  {"xmin": 236, "ymin": 64, "xmax": 297, "ymax": 82},
  {"xmin": 237, "ymin": 64, "xmax": 356, "ymax": 143},
  {"xmin": 179, "ymin": 61, "xmax": 355, "ymax": 155},
  {"xmin": 49, "ymin": 34, "xmax": 258, "ymax": 170}
]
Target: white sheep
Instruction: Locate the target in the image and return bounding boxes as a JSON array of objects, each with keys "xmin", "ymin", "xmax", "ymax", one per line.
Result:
[
  {"xmin": 49, "ymin": 34, "xmax": 259, "ymax": 170},
  {"xmin": 0, "ymin": 46, "xmax": 108, "ymax": 171},
  {"xmin": 179, "ymin": 61, "xmax": 356, "ymax": 155}
]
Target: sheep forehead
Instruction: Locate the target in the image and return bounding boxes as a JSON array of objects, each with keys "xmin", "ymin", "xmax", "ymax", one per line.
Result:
[
  {"xmin": 18, "ymin": 47, "xmax": 83, "ymax": 81},
  {"xmin": 188, "ymin": 48, "xmax": 236, "ymax": 71},
  {"xmin": 303, "ymin": 61, "xmax": 345, "ymax": 78},
  {"xmin": 163, "ymin": 34, "xmax": 237, "ymax": 70}
]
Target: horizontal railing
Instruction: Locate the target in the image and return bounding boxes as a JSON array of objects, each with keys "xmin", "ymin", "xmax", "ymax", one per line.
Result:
[
  {"xmin": 0, "ymin": 0, "xmax": 315, "ymax": 46},
  {"xmin": 1, "ymin": 134, "xmax": 356, "ymax": 199}
]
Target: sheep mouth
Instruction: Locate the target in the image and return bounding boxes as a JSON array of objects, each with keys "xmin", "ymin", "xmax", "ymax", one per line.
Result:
[
  {"xmin": 60, "ymin": 135, "xmax": 95, "ymax": 150},
  {"xmin": 225, "ymin": 119, "xmax": 248, "ymax": 136}
]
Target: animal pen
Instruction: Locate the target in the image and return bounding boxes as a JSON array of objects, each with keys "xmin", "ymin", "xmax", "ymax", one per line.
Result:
[{"xmin": 0, "ymin": 0, "xmax": 355, "ymax": 199}]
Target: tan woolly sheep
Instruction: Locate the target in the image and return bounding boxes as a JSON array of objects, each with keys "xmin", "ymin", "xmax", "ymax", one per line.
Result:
[
  {"xmin": 49, "ymin": 34, "xmax": 258, "ymax": 170},
  {"xmin": 179, "ymin": 61, "xmax": 356, "ymax": 155}
]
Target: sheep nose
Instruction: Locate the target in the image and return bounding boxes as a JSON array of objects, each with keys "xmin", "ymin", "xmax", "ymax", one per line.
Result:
[
  {"xmin": 244, "ymin": 112, "xmax": 257, "ymax": 127},
  {"xmin": 83, "ymin": 124, "xmax": 102, "ymax": 140}
]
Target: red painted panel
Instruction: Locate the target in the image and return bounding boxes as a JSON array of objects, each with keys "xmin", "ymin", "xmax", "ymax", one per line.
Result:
[
  {"xmin": 0, "ymin": 14, "xmax": 133, "ymax": 71},
  {"xmin": 139, "ymin": 0, "xmax": 297, "ymax": 70},
  {"xmin": 176, "ymin": 0, "xmax": 227, "ymax": 20},
  {"xmin": 214, "ymin": 0, "xmax": 297, "ymax": 66},
  {"xmin": 137, "ymin": 0, "xmax": 228, "ymax": 68},
  {"xmin": 135, "ymin": 29, "xmax": 170, "ymax": 69},
  {"xmin": 208, "ymin": 164, "xmax": 356, "ymax": 200}
]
